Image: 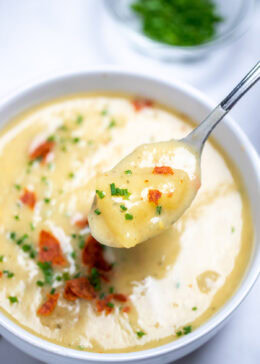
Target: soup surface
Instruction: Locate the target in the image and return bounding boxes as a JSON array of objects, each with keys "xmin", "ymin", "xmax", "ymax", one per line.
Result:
[{"xmin": 0, "ymin": 95, "xmax": 253, "ymax": 353}]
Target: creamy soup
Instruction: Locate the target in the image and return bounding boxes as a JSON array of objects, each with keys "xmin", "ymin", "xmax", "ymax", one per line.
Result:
[{"xmin": 0, "ymin": 95, "xmax": 253, "ymax": 353}]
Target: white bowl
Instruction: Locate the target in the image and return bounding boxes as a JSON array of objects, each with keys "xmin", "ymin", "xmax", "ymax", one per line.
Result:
[{"xmin": 0, "ymin": 69, "xmax": 259, "ymax": 364}]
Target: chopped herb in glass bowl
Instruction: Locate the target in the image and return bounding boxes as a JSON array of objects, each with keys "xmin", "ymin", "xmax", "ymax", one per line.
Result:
[
  {"xmin": 104, "ymin": 0, "xmax": 254, "ymax": 60},
  {"xmin": 131, "ymin": 0, "xmax": 223, "ymax": 47}
]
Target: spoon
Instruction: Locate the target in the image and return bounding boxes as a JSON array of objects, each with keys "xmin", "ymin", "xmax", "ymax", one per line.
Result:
[{"xmin": 89, "ymin": 62, "xmax": 260, "ymax": 248}]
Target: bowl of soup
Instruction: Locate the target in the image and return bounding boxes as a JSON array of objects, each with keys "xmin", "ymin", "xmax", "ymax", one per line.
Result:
[{"xmin": 0, "ymin": 69, "xmax": 259, "ymax": 364}]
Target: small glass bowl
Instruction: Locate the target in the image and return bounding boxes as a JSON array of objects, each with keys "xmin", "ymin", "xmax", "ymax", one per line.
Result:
[{"xmin": 104, "ymin": 0, "xmax": 255, "ymax": 61}]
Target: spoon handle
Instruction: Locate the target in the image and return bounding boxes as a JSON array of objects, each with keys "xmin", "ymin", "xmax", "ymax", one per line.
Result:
[{"xmin": 183, "ymin": 61, "xmax": 260, "ymax": 153}]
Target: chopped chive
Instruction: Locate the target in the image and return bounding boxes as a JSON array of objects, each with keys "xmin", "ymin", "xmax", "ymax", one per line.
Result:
[
  {"xmin": 101, "ymin": 109, "xmax": 108, "ymax": 116},
  {"xmin": 110, "ymin": 183, "xmax": 131, "ymax": 199},
  {"xmin": 0, "ymin": 255, "xmax": 4, "ymax": 262},
  {"xmin": 96, "ymin": 190, "xmax": 105, "ymax": 199},
  {"xmin": 109, "ymin": 286, "xmax": 114, "ymax": 294},
  {"xmin": 108, "ymin": 119, "xmax": 116, "ymax": 128},
  {"xmin": 99, "ymin": 292, "xmax": 105, "ymax": 299},
  {"xmin": 125, "ymin": 213, "xmax": 133, "ymax": 220},
  {"xmin": 50, "ymin": 288, "xmax": 56, "ymax": 295},
  {"xmin": 73, "ymin": 272, "xmax": 81, "ymax": 279},
  {"xmin": 124, "ymin": 170, "xmax": 132, "ymax": 175},
  {"xmin": 70, "ymin": 251, "xmax": 76, "ymax": 260},
  {"xmin": 56, "ymin": 275, "xmax": 62, "ymax": 281},
  {"xmin": 88, "ymin": 267, "xmax": 101, "ymax": 291},
  {"xmin": 183, "ymin": 325, "xmax": 192, "ymax": 335},
  {"xmin": 30, "ymin": 222, "xmax": 35, "ymax": 231},
  {"xmin": 120, "ymin": 204, "xmax": 127, "ymax": 211},
  {"xmin": 110, "ymin": 183, "xmax": 117, "ymax": 195},
  {"xmin": 8, "ymin": 296, "xmax": 18, "ymax": 304},
  {"xmin": 78, "ymin": 237, "xmax": 85, "ymax": 249},
  {"xmin": 192, "ymin": 306, "xmax": 197, "ymax": 311},
  {"xmin": 47, "ymin": 135, "xmax": 55, "ymax": 142},
  {"xmin": 10, "ymin": 232, "xmax": 16, "ymax": 240},
  {"xmin": 231, "ymin": 226, "xmax": 235, "ymax": 233},
  {"xmin": 76, "ymin": 115, "xmax": 83, "ymax": 124},
  {"xmin": 41, "ymin": 176, "xmax": 48, "ymax": 184},
  {"xmin": 16, "ymin": 234, "xmax": 28, "ymax": 245},
  {"xmin": 106, "ymin": 302, "xmax": 114, "ymax": 308},
  {"xmin": 3, "ymin": 270, "xmax": 14, "ymax": 278},
  {"xmin": 68, "ymin": 172, "xmax": 75, "ymax": 179},
  {"xmin": 36, "ymin": 280, "xmax": 44, "ymax": 287},
  {"xmin": 136, "ymin": 331, "xmax": 146, "ymax": 338},
  {"xmin": 14, "ymin": 184, "xmax": 21, "ymax": 191},
  {"xmin": 156, "ymin": 206, "xmax": 162, "ymax": 215},
  {"xmin": 44, "ymin": 198, "xmax": 51, "ymax": 204},
  {"xmin": 30, "ymin": 250, "xmax": 37, "ymax": 259},
  {"xmin": 72, "ymin": 137, "xmax": 80, "ymax": 144},
  {"xmin": 37, "ymin": 261, "xmax": 53, "ymax": 285},
  {"xmin": 176, "ymin": 331, "xmax": 183, "ymax": 337},
  {"xmin": 22, "ymin": 244, "xmax": 31, "ymax": 252},
  {"xmin": 62, "ymin": 272, "xmax": 70, "ymax": 281},
  {"xmin": 94, "ymin": 208, "xmax": 101, "ymax": 215},
  {"xmin": 14, "ymin": 215, "xmax": 20, "ymax": 221},
  {"xmin": 71, "ymin": 233, "xmax": 77, "ymax": 239}
]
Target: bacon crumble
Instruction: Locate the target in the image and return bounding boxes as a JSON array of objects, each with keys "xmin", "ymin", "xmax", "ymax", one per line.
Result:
[
  {"xmin": 38, "ymin": 230, "xmax": 66, "ymax": 266},
  {"xmin": 82, "ymin": 235, "xmax": 112, "ymax": 272},
  {"xmin": 132, "ymin": 98, "xmax": 153, "ymax": 111},
  {"xmin": 29, "ymin": 140, "xmax": 54, "ymax": 163},
  {"xmin": 20, "ymin": 188, "xmax": 36, "ymax": 209},
  {"xmin": 96, "ymin": 293, "xmax": 128, "ymax": 315},
  {"xmin": 148, "ymin": 189, "xmax": 162, "ymax": 205},
  {"xmin": 153, "ymin": 166, "xmax": 174, "ymax": 175},
  {"xmin": 64, "ymin": 277, "xmax": 96, "ymax": 301},
  {"xmin": 37, "ymin": 292, "xmax": 59, "ymax": 316},
  {"xmin": 75, "ymin": 218, "xmax": 89, "ymax": 228}
]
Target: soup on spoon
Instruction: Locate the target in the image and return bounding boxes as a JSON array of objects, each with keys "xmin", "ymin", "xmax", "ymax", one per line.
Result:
[
  {"xmin": 89, "ymin": 62, "xmax": 260, "ymax": 248},
  {"xmin": 89, "ymin": 141, "xmax": 200, "ymax": 248}
]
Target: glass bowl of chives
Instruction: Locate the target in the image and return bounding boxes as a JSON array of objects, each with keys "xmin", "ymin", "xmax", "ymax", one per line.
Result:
[{"xmin": 103, "ymin": 0, "xmax": 254, "ymax": 61}]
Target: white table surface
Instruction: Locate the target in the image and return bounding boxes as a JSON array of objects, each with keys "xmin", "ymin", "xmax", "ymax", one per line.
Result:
[{"xmin": 0, "ymin": 1, "xmax": 259, "ymax": 363}]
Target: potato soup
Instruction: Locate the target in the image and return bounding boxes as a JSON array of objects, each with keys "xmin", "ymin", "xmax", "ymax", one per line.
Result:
[{"xmin": 0, "ymin": 95, "xmax": 253, "ymax": 353}]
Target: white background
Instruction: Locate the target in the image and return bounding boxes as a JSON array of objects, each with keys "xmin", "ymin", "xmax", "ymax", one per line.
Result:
[{"xmin": 0, "ymin": 1, "xmax": 259, "ymax": 363}]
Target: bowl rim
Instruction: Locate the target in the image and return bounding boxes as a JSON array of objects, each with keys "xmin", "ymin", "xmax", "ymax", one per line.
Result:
[
  {"xmin": 0, "ymin": 67, "xmax": 259, "ymax": 362},
  {"xmin": 103, "ymin": 0, "xmax": 255, "ymax": 52}
]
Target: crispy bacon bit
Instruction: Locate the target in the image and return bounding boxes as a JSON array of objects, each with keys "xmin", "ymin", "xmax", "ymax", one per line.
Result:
[
  {"xmin": 113, "ymin": 293, "xmax": 128, "ymax": 302},
  {"xmin": 37, "ymin": 293, "xmax": 59, "ymax": 316},
  {"xmin": 153, "ymin": 166, "xmax": 174, "ymax": 175},
  {"xmin": 148, "ymin": 189, "xmax": 162, "ymax": 205},
  {"xmin": 132, "ymin": 98, "xmax": 153, "ymax": 111},
  {"xmin": 38, "ymin": 230, "xmax": 66, "ymax": 266},
  {"xmin": 96, "ymin": 294, "xmax": 114, "ymax": 315},
  {"xmin": 20, "ymin": 188, "xmax": 36, "ymax": 209},
  {"xmin": 96, "ymin": 298, "xmax": 113, "ymax": 315},
  {"xmin": 82, "ymin": 235, "xmax": 112, "ymax": 272},
  {"xmin": 96, "ymin": 293, "xmax": 128, "ymax": 315},
  {"xmin": 64, "ymin": 277, "xmax": 96, "ymax": 301},
  {"xmin": 29, "ymin": 140, "xmax": 54, "ymax": 163},
  {"xmin": 100, "ymin": 273, "xmax": 110, "ymax": 282},
  {"xmin": 122, "ymin": 306, "xmax": 131, "ymax": 313},
  {"xmin": 75, "ymin": 218, "xmax": 89, "ymax": 228}
]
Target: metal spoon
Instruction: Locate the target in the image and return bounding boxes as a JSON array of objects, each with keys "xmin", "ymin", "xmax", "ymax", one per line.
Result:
[{"xmin": 183, "ymin": 61, "xmax": 260, "ymax": 155}]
